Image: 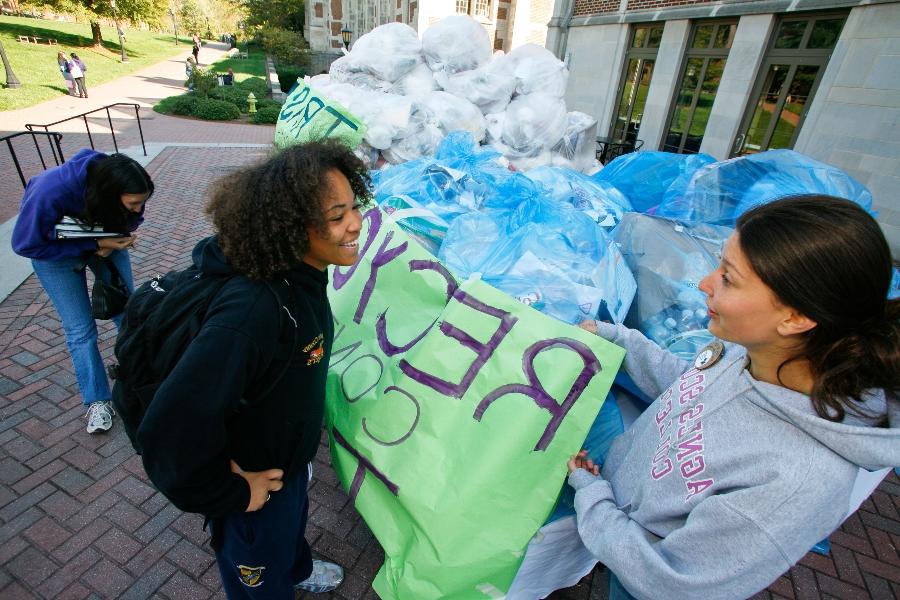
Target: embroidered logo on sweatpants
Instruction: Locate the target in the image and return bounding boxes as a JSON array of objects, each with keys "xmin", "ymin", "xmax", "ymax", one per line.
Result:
[{"xmin": 238, "ymin": 565, "xmax": 265, "ymax": 587}]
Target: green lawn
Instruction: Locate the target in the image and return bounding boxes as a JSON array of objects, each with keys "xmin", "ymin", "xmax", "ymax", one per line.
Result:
[
  {"xmin": 206, "ymin": 46, "xmax": 265, "ymax": 82},
  {"xmin": 0, "ymin": 15, "xmax": 190, "ymax": 111}
]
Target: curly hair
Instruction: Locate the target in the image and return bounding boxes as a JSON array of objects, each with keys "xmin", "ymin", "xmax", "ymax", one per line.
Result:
[{"xmin": 206, "ymin": 140, "xmax": 372, "ymax": 280}]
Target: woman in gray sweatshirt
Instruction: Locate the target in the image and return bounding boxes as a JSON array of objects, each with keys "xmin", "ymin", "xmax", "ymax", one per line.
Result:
[{"xmin": 571, "ymin": 195, "xmax": 899, "ymax": 600}]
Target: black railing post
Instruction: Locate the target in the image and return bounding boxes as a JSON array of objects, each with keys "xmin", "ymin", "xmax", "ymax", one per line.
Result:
[
  {"xmin": 106, "ymin": 107, "xmax": 119, "ymax": 153},
  {"xmin": 134, "ymin": 105, "xmax": 146, "ymax": 156},
  {"xmin": 7, "ymin": 137, "xmax": 27, "ymax": 187},
  {"xmin": 1, "ymin": 131, "xmax": 66, "ymax": 189},
  {"xmin": 82, "ymin": 115, "xmax": 94, "ymax": 149}
]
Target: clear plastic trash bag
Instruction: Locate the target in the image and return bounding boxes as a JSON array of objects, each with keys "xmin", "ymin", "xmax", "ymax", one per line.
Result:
[
  {"xmin": 551, "ymin": 111, "xmax": 599, "ymax": 173},
  {"xmin": 422, "ymin": 15, "xmax": 492, "ymax": 74},
  {"xmin": 594, "ymin": 151, "xmax": 716, "ymax": 214},
  {"xmin": 655, "ymin": 149, "xmax": 874, "ymax": 226},
  {"xmin": 343, "ymin": 22, "xmax": 422, "ymax": 83},
  {"xmin": 434, "ymin": 55, "xmax": 516, "ymax": 115},
  {"xmin": 525, "ymin": 166, "xmax": 632, "ymax": 230},
  {"xmin": 613, "ymin": 213, "xmax": 733, "ymax": 359},
  {"xmin": 506, "ymin": 43, "xmax": 569, "ymax": 98},
  {"xmin": 500, "ymin": 93, "xmax": 568, "ymax": 159}
]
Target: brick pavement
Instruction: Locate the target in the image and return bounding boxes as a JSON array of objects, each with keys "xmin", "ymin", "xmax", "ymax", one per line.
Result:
[{"xmin": 1, "ymin": 52, "xmax": 899, "ymax": 599}]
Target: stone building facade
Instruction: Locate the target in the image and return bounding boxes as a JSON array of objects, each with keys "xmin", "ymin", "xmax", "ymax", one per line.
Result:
[
  {"xmin": 547, "ymin": 0, "xmax": 900, "ymax": 251},
  {"xmin": 305, "ymin": 0, "xmax": 558, "ymax": 54}
]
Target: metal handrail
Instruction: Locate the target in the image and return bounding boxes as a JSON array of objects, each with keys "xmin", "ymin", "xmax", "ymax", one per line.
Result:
[
  {"xmin": 1, "ymin": 131, "xmax": 65, "ymax": 188},
  {"xmin": 25, "ymin": 102, "xmax": 147, "ymax": 157}
]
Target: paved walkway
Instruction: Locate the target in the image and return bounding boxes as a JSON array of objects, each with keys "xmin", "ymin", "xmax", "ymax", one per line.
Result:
[{"xmin": 0, "ymin": 50, "xmax": 898, "ymax": 600}]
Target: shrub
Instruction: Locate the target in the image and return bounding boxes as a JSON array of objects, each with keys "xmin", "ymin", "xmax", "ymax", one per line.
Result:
[
  {"xmin": 259, "ymin": 27, "xmax": 309, "ymax": 64},
  {"xmin": 277, "ymin": 66, "xmax": 305, "ymax": 93},
  {"xmin": 193, "ymin": 98, "xmax": 240, "ymax": 121},
  {"xmin": 189, "ymin": 68, "xmax": 219, "ymax": 99},
  {"xmin": 251, "ymin": 105, "xmax": 281, "ymax": 124},
  {"xmin": 209, "ymin": 86, "xmax": 249, "ymax": 112},
  {"xmin": 257, "ymin": 99, "xmax": 283, "ymax": 111},
  {"xmin": 154, "ymin": 94, "xmax": 199, "ymax": 116},
  {"xmin": 237, "ymin": 77, "xmax": 270, "ymax": 98}
]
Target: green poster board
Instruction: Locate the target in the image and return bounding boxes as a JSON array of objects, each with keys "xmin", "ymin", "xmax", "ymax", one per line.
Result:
[
  {"xmin": 274, "ymin": 80, "xmax": 366, "ymax": 150},
  {"xmin": 326, "ymin": 208, "xmax": 625, "ymax": 598}
]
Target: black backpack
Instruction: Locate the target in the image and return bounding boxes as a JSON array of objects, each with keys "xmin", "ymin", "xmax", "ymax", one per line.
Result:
[{"xmin": 111, "ymin": 267, "xmax": 296, "ymax": 454}]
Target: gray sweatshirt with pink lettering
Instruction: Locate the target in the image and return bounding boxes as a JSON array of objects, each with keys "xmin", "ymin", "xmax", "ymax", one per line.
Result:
[{"xmin": 569, "ymin": 322, "xmax": 899, "ymax": 600}]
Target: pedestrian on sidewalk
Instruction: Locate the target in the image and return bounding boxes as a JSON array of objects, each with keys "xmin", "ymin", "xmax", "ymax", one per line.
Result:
[
  {"xmin": 192, "ymin": 33, "xmax": 200, "ymax": 63},
  {"xmin": 56, "ymin": 51, "xmax": 76, "ymax": 96},
  {"xmin": 70, "ymin": 53, "xmax": 88, "ymax": 98},
  {"xmin": 11, "ymin": 150, "xmax": 154, "ymax": 434},
  {"xmin": 67, "ymin": 53, "xmax": 88, "ymax": 98},
  {"xmin": 135, "ymin": 140, "xmax": 366, "ymax": 598},
  {"xmin": 185, "ymin": 55, "xmax": 196, "ymax": 90},
  {"xmin": 569, "ymin": 196, "xmax": 899, "ymax": 600}
]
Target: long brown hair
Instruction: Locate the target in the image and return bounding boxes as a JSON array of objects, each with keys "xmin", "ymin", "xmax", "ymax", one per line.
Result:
[{"xmin": 737, "ymin": 195, "xmax": 898, "ymax": 422}]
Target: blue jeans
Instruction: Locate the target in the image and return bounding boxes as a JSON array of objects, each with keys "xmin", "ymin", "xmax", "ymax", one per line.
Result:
[{"xmin": 31, "ymin": 250, "xmax": 134, "ymax": 405}]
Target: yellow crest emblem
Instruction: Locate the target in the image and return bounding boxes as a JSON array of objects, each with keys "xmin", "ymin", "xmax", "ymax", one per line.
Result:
[{"xmin": 238, "ymin": 564, "xmax": 265, "ymax": 587}]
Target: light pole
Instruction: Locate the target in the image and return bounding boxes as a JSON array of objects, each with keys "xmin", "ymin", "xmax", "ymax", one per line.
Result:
[
  {"xmin": 169, "ymin": 9, "xmax": 178, "ymax": 45},
  {"xmin": 109, "ymin": 0, "xmax": 128, "ymax": 62},
  {"xmin": 0, "ymin": 41, "xmax": 22, "ymax": 89},
  {"xmin": 341, "ymin": 27, "xmax": 352, "ymax": 50}
]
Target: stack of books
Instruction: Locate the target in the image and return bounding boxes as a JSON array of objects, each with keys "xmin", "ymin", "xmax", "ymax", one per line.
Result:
[{"xmin": 54, "ymin": 217, "xmax": 126, "ymax": 240}]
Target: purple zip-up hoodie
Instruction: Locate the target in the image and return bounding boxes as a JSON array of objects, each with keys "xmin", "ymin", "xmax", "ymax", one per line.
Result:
[{"xmin": 12, "ymin": 148, "xmax": 144, "ymax": 261}]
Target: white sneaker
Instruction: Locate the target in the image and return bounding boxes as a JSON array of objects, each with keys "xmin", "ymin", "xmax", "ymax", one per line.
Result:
[
  {"xmin": 86, "ymin": 401, "xmax": 115, "ymax": 434},
  {"xmin": 295, "ymin": 560, "xmax": 344, "ymax": 593}
]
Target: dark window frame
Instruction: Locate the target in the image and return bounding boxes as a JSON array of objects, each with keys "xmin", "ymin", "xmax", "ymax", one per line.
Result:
[
  {"xmin": 731, "ymin": 10, "xmax": 848, "ymax": 156},
  {"xmin": 660, "ymin": 18, "xmax": 738, "ymax": 154},
  {"xmin": 607, "ymin": 22, "xmax": 665, "ymax": 143}
]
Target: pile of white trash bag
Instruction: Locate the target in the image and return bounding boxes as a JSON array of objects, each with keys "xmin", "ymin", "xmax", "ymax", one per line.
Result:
[{"xmin": 305, "ymin": 15, "xmax": 598, "ymax": 172}]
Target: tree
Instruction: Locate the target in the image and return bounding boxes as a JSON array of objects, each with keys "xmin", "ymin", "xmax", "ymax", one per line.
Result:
[
  {"xmin": 26, "ymin": 0, "xmax": 169, "ymax": 46},
  {"xmin": 243, "ymin": 0, "xmax": 303, "ymax": 33}
]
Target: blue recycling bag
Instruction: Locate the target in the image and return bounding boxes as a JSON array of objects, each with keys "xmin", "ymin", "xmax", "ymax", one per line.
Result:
[
  {"xmin": 655, "ymin": 149, "xmax": 874, "ymax": 226},
  {"xmin": 594, "ymin": 151, "xmax": 715, "ymax": 214}
]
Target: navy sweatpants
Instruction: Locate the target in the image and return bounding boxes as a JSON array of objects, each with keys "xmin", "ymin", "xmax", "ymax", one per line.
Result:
[{"xmin": 213, "ymin": 465, "xmax": 314, "ymax": 599}]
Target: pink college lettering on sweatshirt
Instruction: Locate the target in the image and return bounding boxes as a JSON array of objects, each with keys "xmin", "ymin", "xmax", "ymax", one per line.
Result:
[{"xmin": 648, "ymin": 368, "xmax": 715, "ymax": 500}]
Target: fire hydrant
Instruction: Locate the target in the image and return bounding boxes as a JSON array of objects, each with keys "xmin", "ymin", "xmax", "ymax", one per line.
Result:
[{"xmin": 247, "ymin": 92, "xmax": 257, "ymax": 115}]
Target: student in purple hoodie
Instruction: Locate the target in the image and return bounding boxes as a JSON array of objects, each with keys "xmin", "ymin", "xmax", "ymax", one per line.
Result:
[{"xmin": 12, "ymin": 149, "xmax": 154, "ymax": 434}]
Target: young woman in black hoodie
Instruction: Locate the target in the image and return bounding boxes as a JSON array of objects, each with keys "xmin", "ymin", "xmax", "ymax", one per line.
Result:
[{"xmin": 136, "ymin": 140, "xmax": 370, "ymax": 598}]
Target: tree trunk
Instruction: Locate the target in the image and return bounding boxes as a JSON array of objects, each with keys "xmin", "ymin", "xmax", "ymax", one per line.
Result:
[{"xmin": 91, "ymin": 21, "xmax": 104, "ymax": 47}]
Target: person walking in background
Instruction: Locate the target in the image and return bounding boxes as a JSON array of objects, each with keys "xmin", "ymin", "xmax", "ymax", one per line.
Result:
[
  {"xmin": 191, "ymin": 33, "xmax": 200, "ymax": 63},
  {"xmin": 11, "ymin": 150, "xmax": 154, "ymax": 434},
  {"xmin": 70, "ymin": 53, "xmax": 88, "ymax": 97},
  {"xmin": 57, "ymin": 51, "xmax": 75, "ymax": 96},
  {"xmin": 185, "ymin": 55, "xmax": 197, "ymax": 90},
  {"xmin": 68, "ymin": 53, "xmax": 88, "ymax": 98}
]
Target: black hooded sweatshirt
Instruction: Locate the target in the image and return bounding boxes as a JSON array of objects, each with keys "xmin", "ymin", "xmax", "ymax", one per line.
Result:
[{"xmin": 137, "ymin": 237, "xmax": 334, "ymax": 518}]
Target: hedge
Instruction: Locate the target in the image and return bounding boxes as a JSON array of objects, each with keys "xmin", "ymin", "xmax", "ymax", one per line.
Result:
[
  {"xmin": 251, "ymin": 105, "xmax": 281, "ymax": 124},
  {"xmin": 193, "ymin": 98, "xmax": 241, "ymax": 121}
]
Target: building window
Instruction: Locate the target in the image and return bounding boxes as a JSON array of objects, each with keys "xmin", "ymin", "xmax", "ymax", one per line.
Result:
[
  {"xmin": 733, "ymin": 12, "xmax": 847, "ymax": 156},
  {"xmin": 608, "ymin": 23, "xmax": 664, "ymax": 144},
  {"xmin": 662, "ymin": 20, "xmax": 737, "ymax": 154},
  {"xmin": 456, "ymin": 0, "xmax": 492, "ymax": 18}
]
